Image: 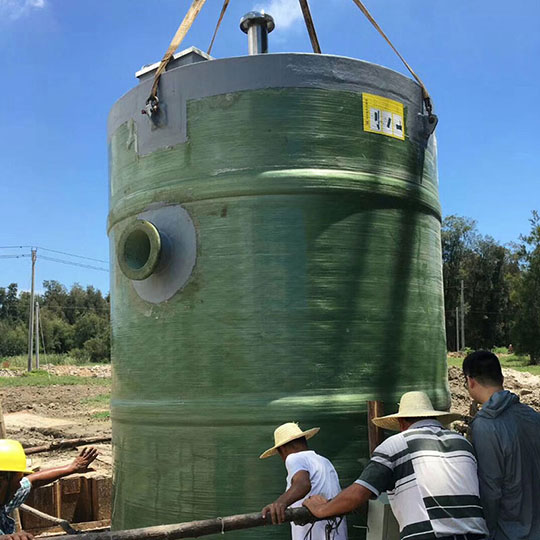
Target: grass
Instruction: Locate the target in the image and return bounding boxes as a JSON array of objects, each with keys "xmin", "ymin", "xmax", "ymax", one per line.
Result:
[
  {"xmin": 81, "ymin": 393, "xmax": 111, "ymax": 405},
  {"xmin": 0, "ymin": 353, "xmax": 102, "ymax": 369},
  {"xmin": 0, "ymin": 370, "xmax": 111, "ymax": 387},
  {"xmin": 448, "ymin": 354, "xmax": 540, "ymax": 376},
  {"xmin": 91, "ymin": 411, "xmax": 110, "ymax": 420}
]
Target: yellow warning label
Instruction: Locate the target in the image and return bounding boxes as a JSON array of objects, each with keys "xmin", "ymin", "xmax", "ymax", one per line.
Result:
[{"xmin": 362, "ymin": 93, "xmax": 405, "ymax": 140}]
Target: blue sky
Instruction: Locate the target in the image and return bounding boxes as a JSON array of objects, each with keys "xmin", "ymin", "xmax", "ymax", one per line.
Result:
[{"xmin": 1, "ymin": 0, "xmax": 538, "ymax": 294}]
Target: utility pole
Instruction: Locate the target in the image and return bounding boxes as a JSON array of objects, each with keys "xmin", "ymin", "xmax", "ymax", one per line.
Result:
[
  {"xmin": 455, "ymin": 306, "xmax": 460, "ymax": 352},
  {"xmin": 460, "ymin": 279, "xmax": 465, "ymax": 351},
  {"xmin": 27, "ymin": 248, "xmax": 37, "ymax": 372},
  {"xmin": 35, "ymin": 302, "xmax": 40, "ymax": 370}
]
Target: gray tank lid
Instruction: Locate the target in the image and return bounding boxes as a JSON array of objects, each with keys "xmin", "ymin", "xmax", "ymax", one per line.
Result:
[{"xmin": 136, "ymin": 46, "xmax": 213, "ymax": 81}]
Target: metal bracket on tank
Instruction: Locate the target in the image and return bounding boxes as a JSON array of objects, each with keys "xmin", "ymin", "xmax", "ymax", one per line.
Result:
[
  {"xmin": 116, "ymin": 204, "xmax": 197, "ymax": 303},
  {"xmin": 142, "ymin": 96, "xmax": 168, "ymax": 129},
  {"xmin": 420, "ymin": 112, "xmax": 438, "ymax": 139}
]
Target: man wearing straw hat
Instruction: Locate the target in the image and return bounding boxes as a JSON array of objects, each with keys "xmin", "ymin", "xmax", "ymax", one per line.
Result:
[
  {"xmin": 304, "ymin": 392, "xmax": 489, "ymax": 540},
  {"xmin": 260, "ymin": 422, "xmax": 347, "ymax": 540}
]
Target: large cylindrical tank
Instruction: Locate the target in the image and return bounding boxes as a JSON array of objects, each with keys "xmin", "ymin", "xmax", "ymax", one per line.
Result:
[{"xmin": 108, "ymin": 50, "xmax": 447, "ymax": 539}]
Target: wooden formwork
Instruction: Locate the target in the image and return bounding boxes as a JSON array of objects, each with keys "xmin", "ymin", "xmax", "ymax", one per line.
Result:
[{"xmin": 21, "ymin": 475, "xmax": 112, "ymax": 535}]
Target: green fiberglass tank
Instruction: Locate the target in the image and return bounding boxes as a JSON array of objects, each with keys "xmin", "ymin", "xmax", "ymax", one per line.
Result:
[{"xmin": 108, "ymin": 46, "xmax": 447, "ymax": 538}]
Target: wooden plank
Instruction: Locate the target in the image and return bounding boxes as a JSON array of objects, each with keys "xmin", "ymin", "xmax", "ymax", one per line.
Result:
[
  {"xmin": 29, "ymin": 519, "xmax": 111, "ymax": 537},
  {"xmin": 74, "ymin": 477, "xmax": 94, "ymax": 524},
  {"xmin": 21, "ymin": 475, "xmax": 112, "ymax": 530},
  {"xmin": 91, "ymin": 476, "xmax": 112, "ymax": 521},
  {"xmin": 24, "ymin": 437, "xmax": 112, "ymax": 455},
  {"xmin": 20, "ymin": 504, "xmax": 78, "ymax": 534},
  {"xmin": 21, "ymin": 485, "xmax": 57, "ymax": 530},
  {"xmin": 58, "ymin": 477, "xmax": 82, "ymax": 522},
  {"xmin": 367, "ymin": 400, "xmax": 385, "ymax": 455}
]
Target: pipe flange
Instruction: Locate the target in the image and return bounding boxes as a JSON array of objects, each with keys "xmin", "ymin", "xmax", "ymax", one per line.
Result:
[
  {"xmin": 116, "ymin": 204, "xmax": 197, "ymax": 304},
  {"xmin": 117, "ymin": 220, "xmax": 161, "ymax": 281}
]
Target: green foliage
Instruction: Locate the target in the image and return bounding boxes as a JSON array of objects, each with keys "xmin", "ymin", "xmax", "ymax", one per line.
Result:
[
  {"xmin": 83, "ymin": 328, "xmax": 110, "ymax": 363},
  {"xmin": 0, "ymin": 371, "xmax": 111, "ymax": 387},
  {"xmin": 447, "ymin": 352, "xmax": 540, "ymax": 376},
  {"xmin": 0, "ymin": 281, "xmax": 110, "ymax": 362},
  {"xmin": 81, "ymin": 393, "xmax": 110, "ymax": 405},
  {"xmin": 442, "ymin": 215, "xmax": 518, "ymax": 350},
  {"xmin": 0, "ymin": 353, "xmax": 87, "ymax": 368},
  {"xmin": 91, "ymin": 411, "xmax": 111, "ymax": 420},
  {"xmin": 73, "ymin": 312, "xmax": 107, "ymax": 348},
  {"xmin": 0, "ymin": 321, "xmax": 27, "ymax": 356},
  {"xmin": 511, "ymin": 211, "xmax": 540, "ymax": 364}
]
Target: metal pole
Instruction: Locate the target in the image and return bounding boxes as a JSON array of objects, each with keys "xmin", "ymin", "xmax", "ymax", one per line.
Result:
[
  {"xmin": 35, "ymin": 302, "xmax": 40, "ymax": 370},
  {"xmin": 27, "ymin": 248, "xmax": 37, "ymax": 372},
  {"xmin": 460, "ymin": 279, "xmax": 465, "ymax": 350},
  {"xmin": 455, "ymin": 306, "xmax": 460, "ymax": 352}
]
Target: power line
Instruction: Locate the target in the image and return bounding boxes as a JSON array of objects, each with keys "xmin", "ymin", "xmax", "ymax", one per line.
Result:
[
  {"xmin": 37, "ymin": 247, "xmax": 108, "ymax": 264},
  {"xmin": 39, "ymin": 255, "xmax": 109, "ymax": 273},
  {"xmin": 0, "ymin": 254, "xmax": 30, "ymax": 259},
  {"xmin": 0, "ymin": 245, "xmax": 108, "ymax": 264}
]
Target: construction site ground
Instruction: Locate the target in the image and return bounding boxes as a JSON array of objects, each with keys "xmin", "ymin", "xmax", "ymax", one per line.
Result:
[
  {"xmin": 0, "ymin": 364, "xmax": 112, "ymax": 475},
  {"xmin": 1, "ymin": 359, "xmax": 540, "ymax": 473}
]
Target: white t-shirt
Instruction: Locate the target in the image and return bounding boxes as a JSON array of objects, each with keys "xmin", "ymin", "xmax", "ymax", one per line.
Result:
[{"xmin": 285, "ymin": 450, "xmax": 348, "ymax": 540}]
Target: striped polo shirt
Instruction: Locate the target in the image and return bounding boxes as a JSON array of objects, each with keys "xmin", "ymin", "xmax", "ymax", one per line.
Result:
[{"xmin": 356, "ymin": 419, "xmax": 488, "ymax": 540}]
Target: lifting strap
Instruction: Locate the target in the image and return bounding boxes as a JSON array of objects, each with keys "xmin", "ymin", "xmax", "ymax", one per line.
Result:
[
  {"xmin": 350, "ymin": 0, "xmax": 436, "ymax": 123},
  {"xmin": 207, "ymin": 0, "xmax": 230, "ymax": 56},
  {"xmin": 145, "ymin": 0, "xmax": 207, "ymax": 116},
  {"xmin": 298, "ymin": 0, "xmax": 321, "ymax": 54}
]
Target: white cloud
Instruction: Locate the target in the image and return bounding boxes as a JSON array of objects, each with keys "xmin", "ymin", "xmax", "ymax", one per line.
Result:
[
  {"xmin": 0, "ymin": 0, "xmax": 46, "ymax": 20},
  {"xmin": 254, "ymin": 0, "xmax": 303, "ymax": 31}
]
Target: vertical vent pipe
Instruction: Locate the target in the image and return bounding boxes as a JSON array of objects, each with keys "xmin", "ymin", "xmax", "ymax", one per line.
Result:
[{"xmin": 240, "ymin": 11, "xmax": 275, "ymax": 55}]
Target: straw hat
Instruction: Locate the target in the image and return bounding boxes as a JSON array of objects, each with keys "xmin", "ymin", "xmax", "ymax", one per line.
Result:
[
  {"xmin": 259, "ymin": 422, "xmax": 320, "ymax": 459},
  {"xmin": 372, "ymin": 391, "xmax": 461, "ymax": 432}
]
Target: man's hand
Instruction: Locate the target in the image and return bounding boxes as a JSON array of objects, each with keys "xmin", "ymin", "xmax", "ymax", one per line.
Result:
[
  {"xmin": 303, "ymin": 495, "xmax": 329, "ymax": 517},
  {"xmin": 0, "ymin": 531, "xmax": 35, "ymax": 540},
  {"xmin": 69, "ymin": 447, "xmax": 98, "ymax": 473},
  {"xmin": 261, "ymin": 501, "xmax": 287, "ymax": 525}
]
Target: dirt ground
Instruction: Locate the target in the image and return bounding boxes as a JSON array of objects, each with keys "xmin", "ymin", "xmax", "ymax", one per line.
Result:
[
  {"xmin": 449, "ymin": 364, "xmax": 540, "ymax": 433},
  {"xmin": 1, "ymin": 362, "xmax": 539, "ymax": 473},
  {"xmin": 0, "ymin": 365, "xmax": 112, "ymax": 474}
]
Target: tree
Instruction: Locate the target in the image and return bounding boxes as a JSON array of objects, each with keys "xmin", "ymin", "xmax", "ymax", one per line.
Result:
[
  {"xmin": 0, "ymin": 284, "xmax": 21, "ymax": 322},
  {"xmin": 0, "ymin": 279, "xmax": 110, "ymax": 361},
  {"xmin": 73, "ymin": 312, "xmax": 107, "ymax": 349},
  {"xmin": 441, "ymin": 216, "xmax": 478, "ymax": 350},
  {"xmin": 441, "ymin": 215, "xmax": 517, "ymax": 350},
  {"xmin": 0, "ymin": 321, "xmax": 27, "ymax": 356},
  {"xmin": 512, "ymin": 211, "xmax": 540, "ymax": 364},
  {"xmin": 39, "ymin": 313, "xmax": 75, "ymax": 354},
  {"xmin": 83, "ymin": 326, "xmax": 110, "ymax": 362},
  {"xmin": 42, "ymin": 280, "xmax": 69, "ymax": 319},
  {"xmin": 464, "ymin": 237, "xmax": 518, "ymax": 348}
]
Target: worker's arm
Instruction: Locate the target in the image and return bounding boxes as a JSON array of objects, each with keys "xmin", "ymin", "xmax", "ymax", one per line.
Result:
[
  {"xmin": 303, "ymin": 483, "xmax": 372, "ymax": 518},
  {"xmin": 27, "ymin": 447, "xmax": 98, "ymax": 489},
  {"xmin": 304, "ymin": 436, "xmax": 395, "ymax": 520},
  {"xmin": 262, "ymin": 470, "xmax": 311, "ymax": 525},
  {"xmin": 470, "ymin": 421, "xmax": 503, "ymax": 536}
]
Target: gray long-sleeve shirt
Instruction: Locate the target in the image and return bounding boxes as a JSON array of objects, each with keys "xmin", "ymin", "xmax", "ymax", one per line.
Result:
[{"xmin": 470, "ymin": 390, "xmax": 540, "ymax": 540}]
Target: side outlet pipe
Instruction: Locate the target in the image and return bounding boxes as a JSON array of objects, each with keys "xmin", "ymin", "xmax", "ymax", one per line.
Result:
[{"xmin": 117, "ymin": 220, "xmax": 162, "ymax": 280}]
